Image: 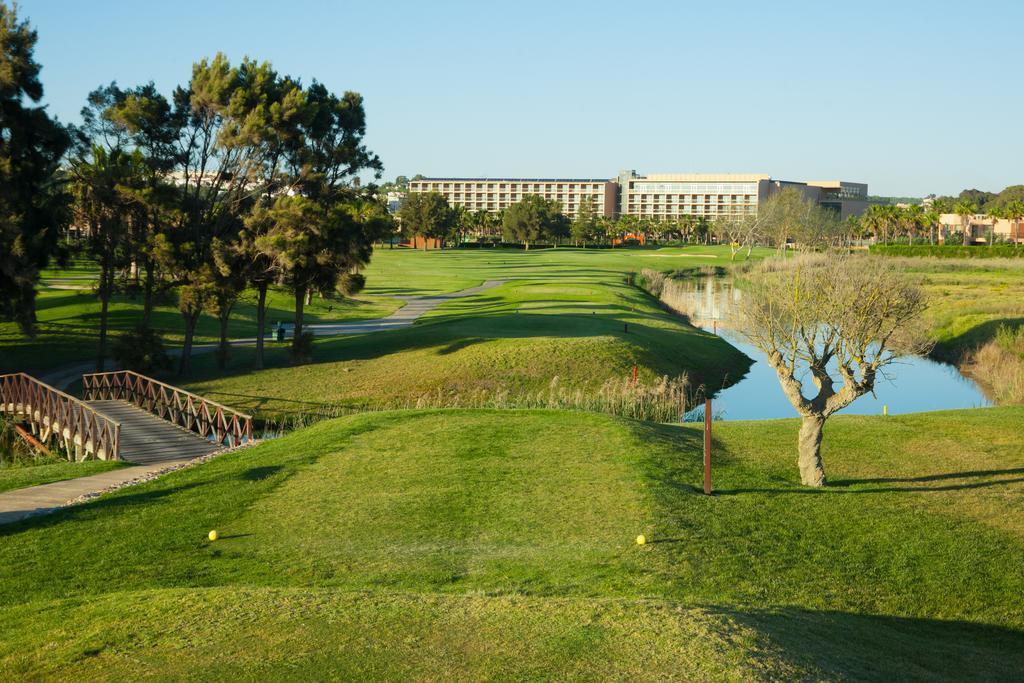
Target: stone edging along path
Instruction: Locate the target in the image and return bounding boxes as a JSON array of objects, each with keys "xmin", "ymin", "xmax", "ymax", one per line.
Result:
[
  {"xmin": 0, "ymin": 442, "xmax": 255, "ymax": 526},
  {"xmin": 3, "ymin": 280, "xmax": 505, "ymax": 525}
]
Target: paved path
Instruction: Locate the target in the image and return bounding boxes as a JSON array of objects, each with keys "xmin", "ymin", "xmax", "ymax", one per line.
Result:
[
  {"xmin": 1, "ymin": 280, "xmax": 505, "ymax": 524},
  {"xmin": 300, "ymin": 279, "xmax": 504, "ymax": 335},
  {"xmin": 0, "ymin": 458, "xmax": 191, "ymax": 525},
  {"xmin": 39, "ymin": 279, "xmax": 505, "ymax": 391},
  {"xmin": 0, "ymin": 400, "xmax": 219, "ymax": 525}
]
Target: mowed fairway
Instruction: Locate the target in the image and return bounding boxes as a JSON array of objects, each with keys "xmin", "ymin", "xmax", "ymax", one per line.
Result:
[
  {"xmin": 0, "ymin": 282, "xmax": 402, "ymax": 375},
  {"xmin": 179, "ymin": 247, "xmax": 755, "ymax": 417},
  {"xmin": 1, "ymin": 407, "xmax": 1023, "ymax": 679}
]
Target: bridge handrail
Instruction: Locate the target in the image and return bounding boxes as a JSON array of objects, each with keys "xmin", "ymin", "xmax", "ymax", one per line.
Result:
[
  {"xmin": 82, "ymin": 370, "xmax": 253, "ymax": 448},
  {"xmin": 0, "ymin": 372, "xmax": 121, "ymax": 460}
]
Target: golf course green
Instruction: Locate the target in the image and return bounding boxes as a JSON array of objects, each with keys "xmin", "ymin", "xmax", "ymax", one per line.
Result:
[{"xmin": 1, "ymin": 407, "xmax": 1023, "ymax": 678}]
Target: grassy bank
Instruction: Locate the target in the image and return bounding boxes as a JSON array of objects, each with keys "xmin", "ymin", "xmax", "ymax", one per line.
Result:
[
  {"xmin": 888, "ymin": 257, "xmax": 1024, "ymax": 403},
  {"xmin": 0, "ymin": 406, "xmax": 1021, "ymax": 679},
  {"xmin": 172, "ymin": 248, "xmax": 756, "ymax": 420},
  {"xmin": 1, "ymin": 245, "xmax": 763, "ymax": 377},
  {"xmin": 0, "ymin": 459, "xmax": 126, "ymax": 494}
]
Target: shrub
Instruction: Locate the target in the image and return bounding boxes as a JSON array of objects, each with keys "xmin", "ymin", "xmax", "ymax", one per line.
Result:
[
  {"xmin": 289, "ymin": 332, "xmax": 316, "ymax": 365},
  {"xmin": 338, "ymin": 271, "xmax": 366, "ymax": 296},
  {"xmin": 638, "ymin": 268, "xmax": 666, "ymax": 296},
  {"xmin": 995, "ymin": 323, "xmax": 1024, "ymax": 358},
  {"xmin": 961, "ymin": 324, "xmax": 1024, "ymax": 405},
  {"xmin": 111, "ymin": 325, "xmax": 170, "ymax": 374},
  {"xmin": 870, "ymin": 244, "xmax": 1024, "ymax": 259},
  {"xmin": 0, "ymin": 417, "xmax": 20, "ymax": 465}
]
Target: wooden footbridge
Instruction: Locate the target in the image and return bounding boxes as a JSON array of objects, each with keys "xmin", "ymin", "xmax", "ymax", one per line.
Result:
[{"xmin": 0, "ymin": 371, "xmax": 253, "ymax": 464}]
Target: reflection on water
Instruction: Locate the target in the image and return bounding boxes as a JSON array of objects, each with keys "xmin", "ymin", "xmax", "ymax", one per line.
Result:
[{"xmin": 666, "ymin": 277, "xmax": 992, "ymax": 421}]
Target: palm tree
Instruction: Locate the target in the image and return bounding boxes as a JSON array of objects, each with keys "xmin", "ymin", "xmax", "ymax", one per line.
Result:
[
  {"xmin": 986, "ymin": 205, "xmax": 1003, "ymax": 247},
  {"xmin": 922, "ymin": 209, "xmax": 940, "ymax": 245},
  {"xmin": 1004, "ymin": 200, "xmax": 1024, "ymax": 247},
  {"xmin": 471, "ymin": 209, "xmax": 494, "ymax": 241},
  {"xmin": 929, "ymin": 197, "xmax": 953, "ymax": 243},
  {"xmin": 954, "ymin": 200, "xmax": 978, "ymax": 246},
  {"xmin": 448, "ymin": 205, "xmax": 469, "ymax": 248},
  {"xmin": 862, "ymin": 204, "xmax": 900, "ymax": 244},
  {"xmin": 860, "ymin": 205, "xmax": 883, "ymax": 243},
  {"xmin": 901, "ymin": 204, "xmax": 925, "ymax": 245},
  {"xmin": 70, "ymin": 145, "xmax": 140, "ymax": 370}
]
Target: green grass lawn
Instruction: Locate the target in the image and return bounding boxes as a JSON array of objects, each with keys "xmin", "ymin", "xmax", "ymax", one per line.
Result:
[
  {"xmin": 1, "ymin": 245, "xmax": 762, "ymax": 377},
  {"xmin": 1, "ymin": 406, "xmax": 1021, "ymax": 679},
  {"xmin": 0, "ymin": 459, "xmax": 127, "ymax": 494},
  {"xmin": 175, "ymin": 248, "xmax": 755, "ymax": 418},
  {"xmin": 896, "ymin": 258, "xmax": 1024, "ymax": 361},
  {"xmin": 0, "ymin": 284, "xmax": 402, "ymax": 375}
]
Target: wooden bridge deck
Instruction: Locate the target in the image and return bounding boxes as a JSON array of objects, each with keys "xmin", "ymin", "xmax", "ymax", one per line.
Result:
[{"xmin": 86, "ymin": 400, "xmax": 221, "ymax": 465}]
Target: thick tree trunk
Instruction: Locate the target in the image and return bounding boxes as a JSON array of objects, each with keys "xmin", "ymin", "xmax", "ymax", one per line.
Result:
[
  {"xmin": 178, "ymin": 309, "xmax": 200, "ymax": 375},
  {"xmin": 292, "ymin": 285, "xmax": 306, "ymax": 356},
  {"xmin": 254, "ymin": 281, "xmax": 267, "ymax": 370},
  {"xmin": 142, "ymin": 258, "xmax": 155, "ymax": 329},
  {"xmin": 798, "ymin": 415, "xmax": 827, "ymax": 487},
  {"xmin": 96, "ymin": 263, "xmax": 112, "ymax": 372},
  {"xmin": 216, "ymin": 306, "xmax": 232, "ymax": 371}
]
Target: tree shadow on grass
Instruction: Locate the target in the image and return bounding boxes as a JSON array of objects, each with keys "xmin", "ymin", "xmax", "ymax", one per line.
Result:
[
  {"xmin": 625, "ymin": 421, "xmax": 743, "ymax": 498},
  {"xmin": 831, "ymin": 467, "xmax": 1024, "ymax": 486},
  {"xmin": 630, "ymin": 421, "xmax": 1024, "ymax": 497},
  {"xmin": 717, "ymin": 469, "xmax": 1024, "ymax": 496},
  {"xmin": 0, "ymin": 481, "xmax": 205, "ymax": 537},
  {"xmin": 712, "ymin": 605, "xmax": 1024, "ymax": 680},
  {"xmin": 239, "ymin": 465, "xmax": 284, "ymax": 481},
  {"xmin": 437, "ymin": 337, "xmax": 485, "ymax": 355}
]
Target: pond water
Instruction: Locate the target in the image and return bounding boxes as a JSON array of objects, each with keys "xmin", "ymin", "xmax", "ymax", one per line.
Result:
[{"xmin": 668, "ymin": 277, "xmax": 992, "ymax": 421}]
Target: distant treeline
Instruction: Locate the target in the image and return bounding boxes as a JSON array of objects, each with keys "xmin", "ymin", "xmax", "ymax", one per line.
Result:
[{"xmin": 933, "ymin": 186, "xmax": 1024, "ymax": 213}]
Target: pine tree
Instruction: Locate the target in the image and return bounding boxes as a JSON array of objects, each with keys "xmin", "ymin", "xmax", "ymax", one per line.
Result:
[{"xmin": 0, "ymin": 3, "xmax": 71, "ymax": 335}]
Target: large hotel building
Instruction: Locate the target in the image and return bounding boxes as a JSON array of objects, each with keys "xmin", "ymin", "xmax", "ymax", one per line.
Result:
[{"xmin": 408, "ymin": 170, "xmax": 868, "ymax": 221}]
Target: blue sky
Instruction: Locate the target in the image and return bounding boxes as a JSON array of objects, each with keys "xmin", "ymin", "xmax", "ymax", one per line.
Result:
[{"xmin": 19, "ymin": 0, "xmax": 1024, "ymax": 196}]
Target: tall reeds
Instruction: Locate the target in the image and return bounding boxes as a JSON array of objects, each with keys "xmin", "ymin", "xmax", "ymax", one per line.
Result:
[
  {"xmin": 965, "ymin": 324, "xmax": 1024, "ymax": 405},
  {"xmin": 260, "ymin": 373, "xmax": 694, "ymax": 437}
]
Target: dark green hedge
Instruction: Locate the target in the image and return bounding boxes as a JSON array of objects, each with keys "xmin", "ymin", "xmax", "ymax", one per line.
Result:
[{"xmin": 870, "ymin": 244, "xmax": 1024, "ymax": 258}]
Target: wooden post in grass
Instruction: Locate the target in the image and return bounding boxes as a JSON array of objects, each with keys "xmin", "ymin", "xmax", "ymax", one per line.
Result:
[
  {"xmin": 632, "ymin": 365, "xmax": 637, "ymax": 385},
  {"xmin": 703, "ymin": 398, "xmax": 712, "ymax": 495}
]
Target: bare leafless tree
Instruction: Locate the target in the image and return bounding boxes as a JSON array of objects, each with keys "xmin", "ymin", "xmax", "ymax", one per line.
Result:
[
  {"xmin": 736, "ymin": 254, "xmax": 930, "ymax": 486},
  {"xmin": 712, "ymin": 216, "xmax": 748, "ymax": 260}
]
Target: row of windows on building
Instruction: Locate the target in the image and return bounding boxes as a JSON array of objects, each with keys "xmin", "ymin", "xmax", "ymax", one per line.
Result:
[
  {"xmin": 449, "ymin": 193, "xmax": 604, "ymax": 201},
  {"xmin": 629, "ymin": 205, "xmax": 757, "ymax": 214},
  {"xmin": 830, "ymin": 187, "xmax": 867, "ymax": 200},
  {"xmin": 629, "ymin": 194, "xmax": 757, "ymax": 203},
  {"xmin": 458, "ymin": 201, "xmax": 603, "ymax": 210},
  {"xmin": 414, "ymin": 182, "xmax": 607, "ymax": 192},
  {"xmin": 630, "ymin": 182, "xmax": 760, "ymax": 194}
]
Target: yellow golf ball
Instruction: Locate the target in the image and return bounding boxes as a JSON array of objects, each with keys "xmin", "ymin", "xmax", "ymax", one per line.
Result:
[
  {"xmin": 636, "ymin": 534, "xmax": 646, "ymax": 545},
  {"xmin": 208, "ymin": 530, "xmax": 218, "ymax": 541}
]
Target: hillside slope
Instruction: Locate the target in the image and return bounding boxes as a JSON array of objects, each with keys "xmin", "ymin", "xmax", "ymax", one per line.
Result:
[{"xmin": 2, "ymin": 407, "xmax": 1023, "ymax": 679}]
